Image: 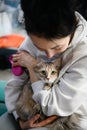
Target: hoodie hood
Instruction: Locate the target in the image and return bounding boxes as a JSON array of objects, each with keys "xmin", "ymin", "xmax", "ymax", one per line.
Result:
[{"xmin": 70, "ymin": 12, "xmax": 87, "ymax": 48}]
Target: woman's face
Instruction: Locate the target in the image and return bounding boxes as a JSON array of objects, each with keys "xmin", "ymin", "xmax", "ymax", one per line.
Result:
[{"xmin": 30, "ymin": 34, "xmax": 71, "ymax": 58}]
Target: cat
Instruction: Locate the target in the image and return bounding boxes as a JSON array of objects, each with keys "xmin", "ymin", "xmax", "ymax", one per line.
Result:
[
  {"xmin": 34, "ymin": 59, "xmax": 61, "ymax": 90},
  {"xmin": 16, "ymin": 59, "xmax": 61, "ymax": 120},
  {"xmin": 16, "ymin": 59, "xmax": 81, "ymax": 130}
]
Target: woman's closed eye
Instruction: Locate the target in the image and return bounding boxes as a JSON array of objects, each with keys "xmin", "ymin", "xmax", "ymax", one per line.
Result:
[{"xmin": 52, "ymin": 45, "xmax": 63, "ymax": 50}]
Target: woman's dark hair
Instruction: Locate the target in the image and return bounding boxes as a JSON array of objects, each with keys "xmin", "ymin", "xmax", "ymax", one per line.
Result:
[{"xmin": 21, "ymin": 0, "xmax": 78, "ymax": 40}]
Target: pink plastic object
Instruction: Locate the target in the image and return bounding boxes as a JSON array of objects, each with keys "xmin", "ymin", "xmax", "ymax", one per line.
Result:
[{"xmin": 9, "ymin": 55, "xmax": 24, "ymax": 76}]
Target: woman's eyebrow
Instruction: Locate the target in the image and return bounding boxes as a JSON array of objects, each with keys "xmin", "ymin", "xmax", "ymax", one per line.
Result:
[
  {"xmin": 51, "ymin": 45, "xmax": 60, "ymax": 49},
  {"xmin": 33, "ymin": 43, "xmax": 44, "ymax": 50}
]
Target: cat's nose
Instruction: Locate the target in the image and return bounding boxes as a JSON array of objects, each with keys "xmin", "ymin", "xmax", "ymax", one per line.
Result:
[{"xmin": 47, "ymin": 78, "xmax": 50, "ymax": 80}]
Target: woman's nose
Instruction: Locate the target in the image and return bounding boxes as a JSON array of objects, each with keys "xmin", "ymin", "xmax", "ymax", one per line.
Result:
[{"xmin": 45, "ymin": 50, "xmax": 56, "ymax": 58}]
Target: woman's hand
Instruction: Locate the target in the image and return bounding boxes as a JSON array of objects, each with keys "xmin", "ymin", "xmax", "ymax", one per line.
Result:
[
  {"xmin": 12, "ymin": 51, "xmax": 38, "ymax": 69},
  {"xmin": 12, "ymin": 51, "xmax": 39, "ymax": 83},
  {"xmin": 18, "ymin": 114, "xmax": 58, "ymax": 129}
]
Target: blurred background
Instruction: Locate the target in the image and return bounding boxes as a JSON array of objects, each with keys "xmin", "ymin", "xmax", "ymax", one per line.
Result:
[
  {"xmin": 0, "ymin": 0, "xmax": 28, "ymax": 81},
  {"xmin": 0, "ymin": 0, "xmax": 28, "ymax": 116},
  {"xmin": 0, "ymin": 0, "xmax": 27, "ymax": 36}
]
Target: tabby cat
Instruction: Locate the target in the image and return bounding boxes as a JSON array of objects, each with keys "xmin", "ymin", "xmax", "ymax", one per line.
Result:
[
  {"xmin": 16, "ymin": 59, "xmax": 81, "ymax": 130},
  {"xmin": 34, "ymin": 59, "xmax": 61, "ymax": 90}
]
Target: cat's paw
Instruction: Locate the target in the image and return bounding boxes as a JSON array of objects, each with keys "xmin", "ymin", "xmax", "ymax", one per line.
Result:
[
  {"xmin": 32, "ymin": 104, "xmax": 46, "ymax": 121},
  {"xmin": 33, "ymin": 103, "xmax": 41, "ymax": 115}
]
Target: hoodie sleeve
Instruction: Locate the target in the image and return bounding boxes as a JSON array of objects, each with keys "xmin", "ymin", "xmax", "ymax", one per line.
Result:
[
  {"xmin": 5, "ymin": 37, "xmax": 35, "ymax": 113},
  {"xmin": 5, "ymin": 71, "xmax": 28, "ymax": 113},
  {"xmin": 31, "ymin": 57, "xmax": 87, "ymax": 116}
]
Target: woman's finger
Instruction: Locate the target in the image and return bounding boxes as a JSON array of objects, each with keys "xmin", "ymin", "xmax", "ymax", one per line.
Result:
[
  {"xmin": 28, "ymin": 114, "xmax": 41, "ymax": 127},
  {"xmin": 19, "ymin": 115, "xmax": 40, "ymax": 130},
  {"xmin": 33, "ymin": 115, "xmax": 58, "ymax": 127}
]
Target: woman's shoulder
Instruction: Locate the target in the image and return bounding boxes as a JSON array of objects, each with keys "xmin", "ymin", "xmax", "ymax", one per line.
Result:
[{"xmin": 19, "ymin": 36, "xmax": 33, "ymax": 49}]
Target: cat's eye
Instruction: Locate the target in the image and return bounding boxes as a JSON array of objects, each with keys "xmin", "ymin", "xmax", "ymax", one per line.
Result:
[
  {"xmin": 51, "ymin": 71, "xmax": 57, "ymax": 75},
  {"xmin": 41, "ymin": 71, "xmax": 46, "ymax": 75}
]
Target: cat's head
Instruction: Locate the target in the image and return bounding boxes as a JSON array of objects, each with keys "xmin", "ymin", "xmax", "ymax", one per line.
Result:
[{"xmin": 34, "ymin": 58, "xmax": 61, "ymax": 83}]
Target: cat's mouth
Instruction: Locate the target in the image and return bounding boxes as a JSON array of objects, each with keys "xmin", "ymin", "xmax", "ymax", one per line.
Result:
[
  {"xmin": 45, "ymin": 80, "xmax": 53, "ymax": 84},
  {"xmin": 45, "ymin": 83, "xmax": 49, "ymax": 86}
]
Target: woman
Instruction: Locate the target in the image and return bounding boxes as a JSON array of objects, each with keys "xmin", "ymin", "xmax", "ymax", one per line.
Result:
[{"xmin": 0, "ymin": 0, "xmax": 87, "ymax": 130}]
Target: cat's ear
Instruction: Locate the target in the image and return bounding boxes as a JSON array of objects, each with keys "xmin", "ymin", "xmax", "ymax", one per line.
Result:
[
  {"xmin": 34, "ymin": 58, "xmax": 44, "ymax": 72},
  {"xmin": 33, "ymin": 65, "xmax": 40, "ymax": 72},
  {"xmin": 37, "ymin": 57, "xmax": 45, "ymax": 63},
  {"xmin": 53, "ymin": 58, "xmax": 61, "ymax": 69},
  {"xmin": 37, "ymin": 57, "xmax": 45, "ymax": 65}
]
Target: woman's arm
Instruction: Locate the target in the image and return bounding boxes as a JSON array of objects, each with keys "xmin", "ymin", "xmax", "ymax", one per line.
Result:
[{"xmin": 18, "ymin": 114, "xmax": 58, "ymax": 129}]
